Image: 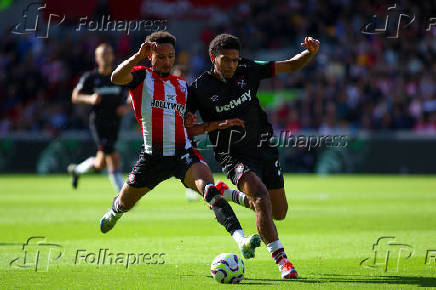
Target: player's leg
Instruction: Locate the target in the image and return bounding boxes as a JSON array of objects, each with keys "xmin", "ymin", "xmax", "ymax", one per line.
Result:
[
  {"xmin": 103, "ymin": 124, "xmax": 124, "ymax": 192},
  {"xmin": 269, "ymin": 188, "xmax": 288, "ymax": 220},
  {"xmin": 215, "ymin": 180, "xmax": 250, "ymax": 208},
  {"xmin": 190, "ymin": 148, "xmax": 248, "ymax": 208},
  {"xmin": 261, "ymin": 152, "xmax": 288, "ymax": 220},
  {"xmin": 182, "ymin": 161, "xmax": 214, "ymax": 197},
  {"xmin": 67, "ymin": 150, "xmax": 106, "ymax": 189},
  {"xmin": 94, "ymin": 150, "xmax": 107, "ymax": 170},
  {"xmin": 68, "ymin": 116, "xmax": 107, "ymax": 189},
  {"xmin": 90, "ymin": 118, "xmax": 107, "ymax": 171},
  {"xmin": 105, "ymin": 151, "xmax": 124, "ymax": 192},
  {"xmin": 262, "ymin": 147, "xmax": 288, "ymax": 220},
  {"xmin": 238, "ymin": 172, "xmax": 277, "ymax": 243},
  {"xmin": 238, "ymin": 170, "xmax": 297, "ymax": 279},
  {"xmin": 180, "ymin": 151, "xmax": 261, "ymax": 259},
  {"xmin": 100, "ymin": 147, "xmax": 162, "ymax": 233},
  {"xmin": 100, "ymin": 183, "xmax": 150, "ymax": 233},
  {"xmin": 114, "ymin": 183, "xmax": 150, "ymax": 211}
]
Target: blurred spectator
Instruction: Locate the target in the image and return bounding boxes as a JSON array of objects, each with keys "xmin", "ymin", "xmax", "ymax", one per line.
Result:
[{"xmin": 0, "ymin": 0, "xmax": 435, "ymax": 136}]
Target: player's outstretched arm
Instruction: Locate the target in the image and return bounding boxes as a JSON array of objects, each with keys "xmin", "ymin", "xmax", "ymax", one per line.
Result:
[
  {"xmin": 185, "ymin": 112, "xmax": 245, "ymax": 137},
  {"xmin": 111, "ymin": 41, "xmax": 157, "ymax": 85},
  {"xmin": 71, "ymin": 88, "xmax": 101, "ymax": 105},
  {"xmin": 274, "ymin": 36, "xmax": 320, "ymax": 75}
]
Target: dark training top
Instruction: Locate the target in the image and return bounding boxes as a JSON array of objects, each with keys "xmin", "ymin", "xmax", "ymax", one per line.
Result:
[
  {"xmin": 75, "ymin": 70, "xmax": 125, "ymax": 126},
  {"xmin": 187, "ymin": 58, "xmax": 276, "ymax": 158}
]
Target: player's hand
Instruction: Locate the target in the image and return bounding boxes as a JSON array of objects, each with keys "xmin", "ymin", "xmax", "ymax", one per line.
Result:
[
  {"xmin": 136, "ymin": 41, "xmax": 157, "ymax": 60},
  {"xmin": 91, "ymin": 93, "xmax": 101, "ymax": 105},
  {"xmin": 184, "ymin": 112, "xmax": 198, "ymax": 128},
  {"xmin": 217, "ymin": 118, "xmax": 245, "ymax": 129},
  {"xmin": 301, "ymin": 37, "xmax": 320, "ymax": 54}
]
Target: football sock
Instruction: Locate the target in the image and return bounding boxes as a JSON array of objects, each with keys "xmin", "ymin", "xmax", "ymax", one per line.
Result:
[
  {"xmin": 75, "ymin": 156, "xmax": 95, "ymax": 174},
  {"xmin": 222, "ymin": 188, "xmax": 248, "ymax": 208},
  {"xmin": 109, "ymin": 170, "xmax": 124, "ymax": 192},
  {"xmin": 204, "ymin": 184, "xmax": 222, "ymax": 206},
  {"xmin": 112, "ymin": 195, "xmax": 128, "ymax": 213},
  {"xmin": 231, "ymin": 229, "xmax": 245, "ymax": 245},
  {"xmin": 267, "ymin": 240, "xmax": 288, "ymax": 265},
  {"xmin": 204, "ymin": 184, "xmax": 243, "ymax": 235}
]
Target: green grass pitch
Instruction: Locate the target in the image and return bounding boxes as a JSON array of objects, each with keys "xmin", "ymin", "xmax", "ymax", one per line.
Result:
[{"xmin": 0, "ymin": 174, "xmax": 435, "ymax": 289}]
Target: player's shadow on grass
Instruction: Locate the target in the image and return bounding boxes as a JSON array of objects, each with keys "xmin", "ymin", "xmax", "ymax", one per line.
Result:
[
  {"xmin": 182, "ymin": 274, "xmax": 436, "ymax": 287},
  {"xmin": 246, "ymin": 274, "xmax": 436, "ymax": 287}
]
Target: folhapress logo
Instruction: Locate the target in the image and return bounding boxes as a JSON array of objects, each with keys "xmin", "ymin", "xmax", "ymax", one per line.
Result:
[
  {"xmin": 360, "ymin": 236, "xmax": 414, "ymax": 272},
  {"xmin": 9, "ymin": 236, "xmax": 64, "ymax": 272},
  {"xmin": 4, "ymin": 236, "xmax": 167, "ymax": 271},
  {"xmin": 11, "ymin": 2, "xmax": 65, "ymax": 39}
]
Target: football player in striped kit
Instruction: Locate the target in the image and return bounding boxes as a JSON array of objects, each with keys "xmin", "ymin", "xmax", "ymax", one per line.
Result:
[{"xmin": 99, "ymin": 31, "xmax": 260, "ymax": 260}]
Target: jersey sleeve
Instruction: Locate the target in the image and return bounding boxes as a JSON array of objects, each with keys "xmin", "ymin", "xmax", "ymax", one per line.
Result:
[
  {"xmin": 186, "ymin": 84, "xmax": 199, "ymax": 113},
  {"xmin": 247, "ymin": 59, "xmax": 276, "ymax": 80},
  {"xmin": 75, "ymin": 72, "xmax": 94, "ymax": 94},
  {"xmin": 123, "ymin": 66, "xmax": 147, "ymax": 89}
]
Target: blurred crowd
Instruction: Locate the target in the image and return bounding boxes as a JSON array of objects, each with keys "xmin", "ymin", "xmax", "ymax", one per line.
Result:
[{"xmin": 0, "ymin": 0, "xmax": 435, "ymax": 136}]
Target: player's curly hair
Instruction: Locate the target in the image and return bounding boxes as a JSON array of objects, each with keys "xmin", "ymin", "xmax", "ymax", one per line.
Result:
[
  {"xmin": 209, "ymin": 34, "xmax": 240, "ymax": 57},
  {"xmin": 146, "ymin": 31, "xmax": 176, "ymax": 47}
]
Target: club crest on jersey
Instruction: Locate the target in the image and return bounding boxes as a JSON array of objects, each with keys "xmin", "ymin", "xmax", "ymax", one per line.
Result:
[
  {"xmin": 215, "ymin": 90, "xmax": 252, "ymax": 112},
  {"xmin": 179, "ymin": 85, "xmax": 186, "ymax": 94},
  {"xmin": 236, "ymin": 77, "xmax": 246, "ymax": 88},
  {"xmin": 235, "ymin": 163, "xmax": 245, "ymax": 175},
  {"xmin": 128, "ymin": 173, "xmax": 135, "ymax": 183},
  {"xmin": 180, "ymin": 153, "xmax": 192, "ymax": 165},
  {"xmin": 210, "ymin": 95, "xmax": 219, "ymax": 102}
]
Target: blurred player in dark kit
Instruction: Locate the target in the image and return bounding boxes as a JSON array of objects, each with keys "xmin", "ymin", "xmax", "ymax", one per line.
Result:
[{"xmin": 68, "ymin": 43, "xmax": 130, "ymax": 192}]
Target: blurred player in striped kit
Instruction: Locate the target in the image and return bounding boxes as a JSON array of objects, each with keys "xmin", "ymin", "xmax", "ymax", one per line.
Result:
[{"xmin": 99, "ymin": 31, "xmax": 261, "ymax": 260}]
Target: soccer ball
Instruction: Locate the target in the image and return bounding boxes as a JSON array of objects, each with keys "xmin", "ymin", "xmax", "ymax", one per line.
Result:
[{"xmin": 210, "ymin": 253, "xmax": 244, "ymax": 284}]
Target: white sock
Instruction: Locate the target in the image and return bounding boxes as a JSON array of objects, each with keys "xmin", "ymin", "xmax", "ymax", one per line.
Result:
[
  {"xmin": 109, "ymin": 171, "xmax": 124, "ymax": 192},
  {"xmin": 232, "ymin": 229, "xmax": 245, "ymax": 245},
  {"xmin": 222, "ymin": 188, "xmax": 248, "ymax": 208},
  {"xmin": 266, "ymin": 240, "xmax": 284, "ymax": 254},
  {"xmin": 75, "ymin": 157, "xmax": 95, "ymax": 174},
  {"xmin": 112, "ymin": 195, "xmax": 128, "ymax": 213},
  {"xmin": 267, "ymin": 240, "xmax": 288, "ymax": 265}
]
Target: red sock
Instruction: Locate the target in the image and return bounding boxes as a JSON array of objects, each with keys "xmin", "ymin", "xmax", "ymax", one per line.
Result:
[{"xmin": 272, "ymin": 248, "xmax": 288, "ymax": 265}]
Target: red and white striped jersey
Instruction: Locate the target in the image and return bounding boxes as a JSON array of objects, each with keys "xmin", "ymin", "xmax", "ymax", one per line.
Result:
[{"xmin": 126, "ymin": 66, "xmax": 191, "ymax": 156}]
